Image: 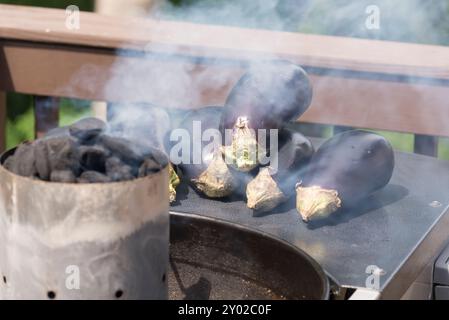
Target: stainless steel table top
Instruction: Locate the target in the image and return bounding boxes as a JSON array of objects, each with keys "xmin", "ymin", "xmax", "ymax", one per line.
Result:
[{"xmin": 171, "ymin": 138, "xmax": 449, "ymax": 298}]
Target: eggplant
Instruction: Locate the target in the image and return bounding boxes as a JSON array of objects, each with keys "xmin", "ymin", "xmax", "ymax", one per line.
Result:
[
  {"xmin": 220, "ymin": 60, "xmax": 313, "ymax": 172},
  {"xmin": 296, "ymin": 130, "xmax": 394, "ymax": 222},
  {"xmin": 274, "ymin": 126, "xmax": 315, "ymax": 182},
  {"xmin": 173, "ymin": 106, "xmax": 237, "ymax": 198},
  {"xmin": 221, "ymin": 61, "xmax": 313, "ymax": 133},
  {"xmin": 246, "ymin": 128, "xmax": 314, "ymax": 212}
]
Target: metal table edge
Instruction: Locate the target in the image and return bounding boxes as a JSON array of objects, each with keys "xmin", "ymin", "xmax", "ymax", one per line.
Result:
[{"xmin": 379, "ymin": 204, "xmax": 449, "ymax": 299}]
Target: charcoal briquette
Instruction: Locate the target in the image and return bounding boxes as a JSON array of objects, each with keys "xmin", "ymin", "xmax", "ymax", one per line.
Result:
[
  {"xmin": 4, "ymin": 118, "xmax": 169, "ymax": 184},
  {"xmin": 34, "ymin": 140, "xmax": 51, "ymax": 180},
  {"xmin": 99, "ymin": 135, "xmax": 142, "ymax": 165},
  {"xmin": 105, "ymin": 156, "xmax": 123, "ymax": 171},
  {"xmin": 45, "ymin": 126, "xmax": 70, "ymax": 138},
  {"xmin": 108, "ymin": 167, "xmax": 135, "ymax": 182},
  {"xmin": 144, "ymin": 147, "xmax": 169, "ymax": 168},
  {"xmin": 69, "ymin": 117, "xmax": 106, "ymax": 143},
  {"xmin": 50, "ymin": 170, "xmax": 76, "ymax": 183},
  {"xmin": 2, "ymin": 155, "xmax": 17, "ymax": 173},
  {"xmin": 12, "ymin": 142, "xmax": 37, "ymax": 177},
  {"xmin": 79, "ymin": 145, "xmax": 109, "ymax": 173},
  {"xmin": 77, "ymin": 171, "xmax": 112, "ymax": 183},
  {"xmin": 45, "ymin": 136, "xmax": 81, "ymax": 173},
  {"xmin": 105, "ymin": 157, "xmax": 135, "ymax": 181},
  {"xmin": 138, "ymin": 158, "xmax": 163, "ymax": 177}
]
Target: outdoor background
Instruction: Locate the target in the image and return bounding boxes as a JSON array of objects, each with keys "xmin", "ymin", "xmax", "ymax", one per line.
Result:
[{"xmin": 2, "ymin": 0, "xmax": 449, "ymax": 158}]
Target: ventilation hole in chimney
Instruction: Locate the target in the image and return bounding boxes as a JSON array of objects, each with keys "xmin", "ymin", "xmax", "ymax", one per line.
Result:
[
  {"xmin": 162, "ymin": 273, "xmax": 166, "ymax": 283},
  {"xmin": 2, "ymin": 276, "xmax": 6, "ymax": 284},
  {"xmin": 47, "ymin": 291, "xmax": 56, "ymax": 299},
  {"xmin": 115, "ymin": 290, "xmax": 123, "ymax": 299}
]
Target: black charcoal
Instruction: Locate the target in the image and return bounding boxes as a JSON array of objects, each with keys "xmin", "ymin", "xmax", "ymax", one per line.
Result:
[
  {"xmin": 105, "ymin": 157, "xmax": 135, "ymax": 181},
  {"xmin": 69, "ymin": 117, "xmax": 106, "ymax": 143},
  {"xmin": 99, "ymin": 135, "xmax": 142, "ymax": 165},
  {"xmin": 78, "ymin": 171, "xmax": 112, "ymax": 183},
  {"xmin": 13, "ymin": 142, "xmax": 37, "ymax": 177},
  {"xmin": 3, "ymin": 155, "xmax": 16, "ymax": 172},
  {"xmin": 34, "ymin": 140, "xmax": 51, "ymax": 180},
  {"xmin": 79, "ymin": 145, "xmax": 109, "ymax": 173},
  {"xmin": 142, "ymin": 147, "xmax": 169, "ymax": 169},
  {"xmin": 50, "ymin": 170, "xmax": 76, "ymax": 183},
  {"xmin": 45, "ymin": 126, "xmax": 70, "ymax": 138},
  {"xmin": 3, "ymin": 119, "xmax": 168, "ymax": 184},
  {"xmin": 138, "ymin": 158, "xmax": 163, "ymax": 177},
  {"xmin": 45, "ymin": 137, "xmax": 80, "ymax": 172}
]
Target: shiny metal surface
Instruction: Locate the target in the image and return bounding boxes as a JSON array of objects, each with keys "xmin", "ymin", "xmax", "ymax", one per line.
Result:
[
  {"xmin": 169, "ymin": 212, "xmax": 329, "ymax": 300},
  {"xmin": 171, "ymin": 138, "xmax": 449, "ymax": 298},
  {"xmin": 0, "ymin": 148, "xmax": 169, "ymax": 300}
]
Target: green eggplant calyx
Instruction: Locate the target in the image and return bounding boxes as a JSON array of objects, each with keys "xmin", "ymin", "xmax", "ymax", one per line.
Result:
[
  {"xmin": 169, "ymin": 164, "xmax": 181, "ymax": 203},
  {"xmin": 296, "ymin": 185, "xmax": 342, "ymax": 222},
  {"xmin": 223, "ymin": 116, "xmax": 263, "ymax": 172},
  {"xmin": 191, "ymin": 150, "xmax": 236, "ymax": 198},
  {"xmin": 246, "ymin": 167, "xmax": 287, "ymax": 212}
]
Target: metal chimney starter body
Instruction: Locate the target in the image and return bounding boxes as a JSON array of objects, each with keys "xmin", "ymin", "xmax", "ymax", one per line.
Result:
[{"xmin": 0, "ymin": 149, "xmax": 169, "ymax": 300}]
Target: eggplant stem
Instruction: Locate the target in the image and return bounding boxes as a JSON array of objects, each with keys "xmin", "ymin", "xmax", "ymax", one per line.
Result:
[
  {"xmin": 296, "ymin": 186, "xmax": 341, "ymax": 222},
  {"xmin": 246, "ymin": 167, "xmax": 286, "ymax": 212},
  {"xmin": 191, "ymin": 149, "xmax": 236, "ymax": 198}
]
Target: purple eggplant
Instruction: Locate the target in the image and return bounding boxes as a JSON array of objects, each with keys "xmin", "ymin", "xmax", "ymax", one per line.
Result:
[
  {"xmin": 220, "ymin": 60, "xmax": 313, "ymax": 172},
  {"xmin": 296, "ymin": 130, "xmax": 394, "ymax": 222},
  {"xmin": 220, "ymin": 61, "xmax": 312, "ymax": 133}
]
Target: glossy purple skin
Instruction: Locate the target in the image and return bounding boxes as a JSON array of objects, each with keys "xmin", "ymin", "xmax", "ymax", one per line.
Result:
[
  {"xmin": 220, "ymin": 61, "xmax": 313, "ymax": 139},
  {"xmin": 273, "ymin": 127, "xmax": 314, "ymax": 195},
  {"xmin": 303, "ymin": 130, "xmax": 395, "ymax": 206},
  {"xmin": 276, "ymin": 128, "xmax": 314, "ymax": 175}
]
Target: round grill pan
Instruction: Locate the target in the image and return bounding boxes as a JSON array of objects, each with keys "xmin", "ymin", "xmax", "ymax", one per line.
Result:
[{"xmin": 169, "ymin": 212, "xmax": 329, "ymax": 300}]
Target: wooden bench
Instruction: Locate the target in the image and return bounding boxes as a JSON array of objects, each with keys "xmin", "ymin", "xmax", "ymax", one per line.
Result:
[{"xmin": 1, "ymin": 4, "xmax": 449, "ymax": 156}]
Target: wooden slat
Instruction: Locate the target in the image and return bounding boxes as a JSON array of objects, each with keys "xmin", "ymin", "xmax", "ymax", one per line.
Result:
[
  {"xmin": 0, "ymin": 91, "xmax": 5, "ymax": 153},
  {"xmin": 34, "ymin": 96, "xmax": 59, "ymax": 139},
  {"xmin": 0, "ymin": 40, "xmax": 243, "ymax": 108},
  {"xmin": 1, "ymin": 40, "xmax": 449, "ymax": 137},
  {"xmin": 304, "ymin": 76, "xmax": 449, "ymax": 138},
  {"xmin": 0, "ymin": 4, "xmax": 448, "ymax": 80}
]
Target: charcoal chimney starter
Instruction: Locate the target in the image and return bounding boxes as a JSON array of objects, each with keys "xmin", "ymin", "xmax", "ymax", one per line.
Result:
[{"xmin": 0, "ymin": 148, "xmax": 169, "ymax": 300}]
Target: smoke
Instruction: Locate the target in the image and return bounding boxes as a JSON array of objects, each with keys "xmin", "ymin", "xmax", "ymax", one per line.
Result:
[
  {"xmin": 93, "ymin": 0, "xmax": 449, "ymax": 171},
  {"xmin": 151, "ymin": 0, "xmax": 449, "ymax": 45}
]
